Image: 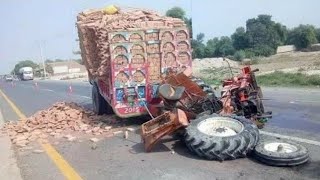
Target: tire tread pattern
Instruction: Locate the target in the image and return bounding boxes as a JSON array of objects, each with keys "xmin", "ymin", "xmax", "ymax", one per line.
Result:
[{"xmin": 184, "ymin": 114, "xmax": 259, "ymax": 161}]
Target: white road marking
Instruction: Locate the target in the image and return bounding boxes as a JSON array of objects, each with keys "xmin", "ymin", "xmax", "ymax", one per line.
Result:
[
  {"xmin": 260, "ymin": 130, "xmax": 320, "ymax": 146},
  {"xmin": 80, "ymin": 96, "xmax": 91, "ymax": 99},
  {"xmin": 42, "ymin": 89, "xmax": 54, "ymax": 92},
  {"xmin": 293, "ymin": 99, "xmax": 320, "ymax": 103}
]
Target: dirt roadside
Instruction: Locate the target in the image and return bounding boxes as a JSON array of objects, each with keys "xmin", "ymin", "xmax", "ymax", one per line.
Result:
[
  {"xmin": 252, "ymin": 51, "xmax": 320, "ymax": 75},
  {"xmin": 192, "ymin": 51, "xmax": 320, "ymax": 82},
  {"xmin": 0, "ymin": 108, "xmax": 23, "ymax": 180}
]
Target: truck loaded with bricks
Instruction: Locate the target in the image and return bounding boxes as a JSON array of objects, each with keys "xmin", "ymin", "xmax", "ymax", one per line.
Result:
[
  {"xmin": 77, "ymin": 6, "xmax": 309, "ymax": 166},
  {"xmin": 77, "ymin": 6, "xmax": 192, "ymax": 118}
]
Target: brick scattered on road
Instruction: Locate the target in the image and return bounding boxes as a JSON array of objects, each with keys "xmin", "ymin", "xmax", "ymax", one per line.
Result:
[
  {"xmin": 104, "ymin": 126, "xmax": 112, "ymax": 131},
  {"xmin": 90, "ymin": 138, "xmax": 99, "ymax": 143},
  {"xmin": 1, "ymin": 102, "xmax": 120, "ymax": 147},
  {"xmin": 124, "ymin": 130, "xmax": 129, "ymax": 139},
  {"xmin": 33, "ymin": 149, "xmax": 44, "ymax": 154},
  {"xmin": 113, "ymin": 131, "xmax": 123, "ymax": 135},
  {"xmin": 126, "ymin": 127, "xmax": 136, "ymax": 132}
]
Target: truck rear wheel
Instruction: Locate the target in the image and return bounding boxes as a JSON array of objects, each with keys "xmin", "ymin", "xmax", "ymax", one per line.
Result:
[
  {"xmin": 92, "ymin": 83, "xmax": 113, "ymax": 115},
  {"xmin": 184, "ymin": 114, "xmax": 259, "ymax": 161}
]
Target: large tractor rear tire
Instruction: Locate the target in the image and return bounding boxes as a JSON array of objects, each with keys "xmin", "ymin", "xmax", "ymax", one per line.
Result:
[{"xmin": 184, "ymin": 114, "xmax": 259, "ymax": 161}]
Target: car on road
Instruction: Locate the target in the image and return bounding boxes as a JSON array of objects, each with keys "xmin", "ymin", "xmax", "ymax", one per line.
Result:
[{"xmin": 4, "ymin": 75, "xmax": 13, "ymax": 82}]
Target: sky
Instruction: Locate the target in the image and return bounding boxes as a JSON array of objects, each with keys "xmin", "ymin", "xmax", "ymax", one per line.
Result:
[{"xmin": 0, "ymin": 0, "xmax": 319, "ymax": 74}]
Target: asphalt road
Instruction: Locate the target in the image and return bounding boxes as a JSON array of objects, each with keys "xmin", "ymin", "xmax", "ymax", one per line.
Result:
[{"xmin": 0, "ymin": 79, "xmax": 320, "ymax": 180}]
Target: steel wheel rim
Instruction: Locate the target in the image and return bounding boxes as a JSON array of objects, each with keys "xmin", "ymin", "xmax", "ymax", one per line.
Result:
[
  {"xmin": 197, "ymin": 117, "xmax": 244, "ymax": 137},
  {"xmin": 264, "ymin": 142, "xmax": 298, "ymax": 153}
]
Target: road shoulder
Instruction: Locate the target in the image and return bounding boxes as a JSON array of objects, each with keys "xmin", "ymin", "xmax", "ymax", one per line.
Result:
[{"xmin": 0, "ymin": 108, "xmax": 23, "ymax": 180}]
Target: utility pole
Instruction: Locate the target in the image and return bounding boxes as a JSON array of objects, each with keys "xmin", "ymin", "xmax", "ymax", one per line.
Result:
[{"xmin": 39, "ymin": 42, "xmax": 47, "ymax": 79}]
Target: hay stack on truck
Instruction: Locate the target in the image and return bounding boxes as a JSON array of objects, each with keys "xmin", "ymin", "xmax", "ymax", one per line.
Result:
[
  {"xmin": 18, "ymin": 67, "xmax": 34, "ymax": 80},
  {"xmin": 76, "ymin": 6, "xmax": 194, "ymax": 117}
]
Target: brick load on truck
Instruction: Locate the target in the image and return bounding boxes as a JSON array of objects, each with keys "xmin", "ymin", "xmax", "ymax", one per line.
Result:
[{"xmin": 77, "ymin": 7, "xmax": 192, "ymax": 118}]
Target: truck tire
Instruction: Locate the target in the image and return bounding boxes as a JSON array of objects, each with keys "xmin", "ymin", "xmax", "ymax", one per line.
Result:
[
  {"xmin": 92, "ymin": 83, "xmax": 114, "ymax": 115},
  {"xmin": 253, "ymin": 140, "xmax": 309, "ymax": 166},
  {"xmin": 184, "ymin": 114, "xmax": 259, "ymax": 161}
]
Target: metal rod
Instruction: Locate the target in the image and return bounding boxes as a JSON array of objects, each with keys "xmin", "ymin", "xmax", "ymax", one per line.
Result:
[
  {"xmin": 223, "ymin": 57, "xmax": 234, "ymax": 78},
  {"xmin": 257, "ymin": 115, "xmax": 272, "ymax": 118},
  {"xmin": 136, "ymin": 89, "xmax": 154, "ymax": 119}
]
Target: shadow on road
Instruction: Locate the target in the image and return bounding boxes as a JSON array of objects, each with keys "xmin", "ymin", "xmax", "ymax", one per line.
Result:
[
  {"xmin": 130, "ymin": 142, "xmax": 171, "ymax": 154},
  {"xmin": 129, "ymin": 134, "xmax": 203, "ymax": 161},
  {"xmin": 77, "ymin": 102, "xmax": 92, "ymax": 110},
  {"xmin": 171, "ymin": 140, "xmax": 203, "ymax": 160}
]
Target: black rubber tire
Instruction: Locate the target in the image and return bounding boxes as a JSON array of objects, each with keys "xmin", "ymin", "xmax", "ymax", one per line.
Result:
[
  {"xmin": 184, "ymin": 114, "xmax": 259, "ymax": 161},
  {"xmin": 196, "ymin": 110, "xmax": 212, "ymax": 119},
  {"xmin": 92, "ymin": 83, "xmax": 114, "ymax": 115},
  {"xmin": 190, "ymin": 77, "xmax": 215, "ymax": 96},
  {"xmin": 190, "ymin": 76, "xmax": 222, "ymax": 112},
  {"xmin": 253, "ymin": 140, "xmax": 309, "ymax": 166},
  {"xmin": 105, "ymin": 104, "xmax": 114, "ymax": 115}
]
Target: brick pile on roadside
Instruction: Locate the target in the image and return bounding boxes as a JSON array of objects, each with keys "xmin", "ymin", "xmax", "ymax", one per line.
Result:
[
  {"xmin": 76, "ymin": 7, "xmax": 186, "ymax": 79},
  {"xmin": 1, "ymin": 102, "xmax": 118, "ymax": 147}
]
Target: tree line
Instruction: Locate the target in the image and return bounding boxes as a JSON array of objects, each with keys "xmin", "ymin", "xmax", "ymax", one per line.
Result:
[
  {"xmin": 11, "ymin": 6, "xmax": 320, "ymax": 75},
  {"xmin": 166, "ymin": 7, "xmax": 320, "ymax": 61}
]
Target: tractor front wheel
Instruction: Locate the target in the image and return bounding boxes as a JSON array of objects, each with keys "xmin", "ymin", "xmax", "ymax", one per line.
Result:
[{"xmin": 253, "ymin": 140, "xmax": 309, "ymax": 166}]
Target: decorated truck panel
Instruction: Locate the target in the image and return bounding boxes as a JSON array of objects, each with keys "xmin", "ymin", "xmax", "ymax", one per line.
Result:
[{"xmin": 98, "ymin": 28, "xmax": 192, "ymax": 118}]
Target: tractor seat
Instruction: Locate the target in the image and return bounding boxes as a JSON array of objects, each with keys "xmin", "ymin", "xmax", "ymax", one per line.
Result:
[{"xmin": 158, "ymin": 84, "xmax": 185, "ymax": 100}]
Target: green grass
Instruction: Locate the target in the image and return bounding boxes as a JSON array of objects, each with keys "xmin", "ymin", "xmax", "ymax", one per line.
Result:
[
  {"xmin": 200, "ymin": 67, "xmax": 241, "ymax": 86},
  {"xmin": 257, "ymin": 71, "xmax": 320, "ymax": 87},
  {"xmin": 202, "ymin": 78, "xmax": 222, "ymax": 86}
]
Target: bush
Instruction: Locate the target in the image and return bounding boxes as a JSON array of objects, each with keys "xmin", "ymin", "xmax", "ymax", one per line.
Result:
[
  {"xmin": 253, "ymin": 45, "xmax": 275, "ymax": 57},
  {"xmin": 287, "ymin": 25, "xmax": 318, "ymax": 49},
  {"xmin": 233, "ymin": 50, "xmax": 246, "ymax": 61},
  {"xmin": 226, "ymin": 55, "xmax": 235, "ymax": 61},
  {"xmin": 316, "ymin": 28, "xmax": 320, "ymax": 43},
  {"xmin": 244, "ymin": 49, "xmax": 256, "ymax": 58}
]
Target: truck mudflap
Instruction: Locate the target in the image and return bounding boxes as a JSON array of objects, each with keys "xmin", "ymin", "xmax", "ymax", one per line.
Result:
[{"xmin": 141, "ymin": 109, "xmax": 189, "ymax": 152}]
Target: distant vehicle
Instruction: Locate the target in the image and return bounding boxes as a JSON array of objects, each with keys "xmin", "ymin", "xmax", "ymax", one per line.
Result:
[
  {"xmin": 5, "ymin": 75, "xmax": 13, "ymax": 82},
  {"xmin": 18, "ymin": 67, "xmax": 34, "ymax": 80}
]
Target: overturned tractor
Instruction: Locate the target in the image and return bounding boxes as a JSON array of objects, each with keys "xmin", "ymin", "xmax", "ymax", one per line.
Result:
[
  {"xmin": 220, "ymin": 65, "xmax": 272, "ymax": 128},
  {"xmin": 141, "ymin": 65, "xmax": 270, "ymax": 160}
]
